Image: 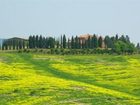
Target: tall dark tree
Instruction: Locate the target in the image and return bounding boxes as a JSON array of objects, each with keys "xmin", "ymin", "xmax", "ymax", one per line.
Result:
[
  {"xmin": 42, "ymin": 37, "xmax": 46, "ymax": 48},
  {"xmin": 63, "ymin": 34, "xmax": 66, "ymax": 48},
  {"xmin": 81, "ymin": 39, "xmax": 85, "ymax": 49},
  {"xmin": 29, "ymin": 35, "xmax": 33, "ymax": 49},
  {"xmin": 119, "ymin": 35, "xmax": 126, "ymax": 42},
  {"xmin": 115, "ymin": 34, "xmax": 119, "ymax": 41},
  {"xmin": 126, "ymin": 35, "xmax": 130, "ymax": 43},
  {"xmin": 16, "ymin": 40, "xmax": 19, "ymax": 50},
  {"xmin": 71, "ymin": 36, "xmax": 74, "ymax": 49},
  {"xmin": 78, "ymin": 38, "xmax": 81, "ymax": 49},
  {"xmin": 87, "ymin": 36, "xmax": 91, "ymax": 49},
  {"xmin": 98, "ymin": 36, "xmax": 103, "ymax": 48},
  {"xmin": 93, "ymin": 34, "xmax": 98, "ymax": 48},
  {"xmin": 32, "ymin": 35, "xmax": 36, "ymax": 48},
  {"xmin": 8, "ymin": 40, "xmax": 12, "ymax": 50},
  {"xmin": 35, "ymin": 35, "xmax": 39, "ymax": 48},
  {"xmin": 22, "ymin": 40, "xmax": 25, "ymax": 49},
  {"xmin": 75, "ymin": 36, "xmax": 79, "ymax": 49},
  {"xmin": 136, "ymin": 43, "xmax": 140, "ymax": 49},
  {"xmin": 56, "ymin": 41, "xmax": 59, "ymax": 48},
  {"xmin": 45, "ymin": 37, "xmax": 49, "ymax": 48},
  {"xmin": 61, "ymin": 35, "xmax": 63, "ymax": 48},
  {"xmin": 39, "ymin": 35, "xmax": 43, "ymax": 48},
  {"xmin": 13, "ymin": 39, "xmax": 16, "ymax": 50},
  {"xmin": 19, "ymin": 40, "xmax": 22, "ymax": 49},
  {"xmin": 48, "ymin": 37, "xmax": 55, "ymax": 48},
  {"xmin": 68, "ymin": 38, "xmax": 70, "ymax": 49},
  {"xmin": 85, "ymin": 40, "xmax": 88, "ymax": 49}
]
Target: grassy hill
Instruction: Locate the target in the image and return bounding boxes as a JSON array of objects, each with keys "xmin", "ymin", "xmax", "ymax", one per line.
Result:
[{"xmin": 0, "ymin": 53, "xmax": 140, "ymax": 105}]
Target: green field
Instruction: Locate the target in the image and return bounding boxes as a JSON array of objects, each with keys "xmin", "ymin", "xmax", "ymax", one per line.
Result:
[{"xmin": 0, "ymin": 53, "xmax": 140, "ymax": 105}]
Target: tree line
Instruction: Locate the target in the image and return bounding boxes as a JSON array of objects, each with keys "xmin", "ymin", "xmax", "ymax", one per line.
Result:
[
  {"xmin": 1, "ymin": 34, "xmax": 139, "ymax": 54},
  {"xmin": 1, "ymin": 37, "xmax": 28, "ymax": 50}
]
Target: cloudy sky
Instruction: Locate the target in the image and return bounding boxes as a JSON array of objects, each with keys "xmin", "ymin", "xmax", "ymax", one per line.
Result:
[{"xmin": 0, "ymin": 0, "xmax": 140, "ymax": 43}]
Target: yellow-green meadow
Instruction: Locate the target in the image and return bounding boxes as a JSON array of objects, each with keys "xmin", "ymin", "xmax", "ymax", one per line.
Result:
[{"xmin": 0, "ymin": 53, "xmax": 140, "ymax": 105}]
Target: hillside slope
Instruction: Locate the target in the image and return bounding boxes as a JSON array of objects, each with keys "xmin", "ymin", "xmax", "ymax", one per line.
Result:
[{"xmin": 0, "ymin": 53, "xmax": 140, "ymax": 105}]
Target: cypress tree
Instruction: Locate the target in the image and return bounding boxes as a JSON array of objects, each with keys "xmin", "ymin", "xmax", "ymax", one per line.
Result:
[
  {"xmin": 45, "ymin": 37, "xmax": 49, "ymax": 48},
  {"xmin": 98, "ymin": 36, "xmax": 103, "ymax": 48},
  {"xmin": 61, "ymin": 35, "xmax": 63, "ymax": 48},
  {"xmin": 78, "ymin": 38, "xmax": 81, "ymax": 49},
  {"xmin": 87, "ymin": 36, "xmax": 91, "ymax": 49},
  {"xmin": 115, "ymin": 34, "xmax": 119, "ymax": 41},
  {"xmin": 126, "ymin": 35, "xmax": 130, "ymax": 43},
  {"xmin": 63, "ymin": 34, "xmax": 66, "ymax": 48},
  {"xmin": 49, "ymin": 37, "xmax": 55, "ymax": 48},
  {"xmin": 13, "ymin": 39, "xmax": 16, "ymax": 50},
  {"xmin": 68, "ymin": 38, "xmax": 70, "ymax": 49},
  {"xmin": 85, "ymin": 40, "xmax": 88, "ymax": 49},
  {"xmin": 75, "ymin": 36, "xmax": 78, "ymax": 49},
  {"xmin": 35, "ymin": 35, "xmax": 39, "ymax": 48},
  {"xmin": 71, "ymin": 36, "xmax": 74, "ymax": 49},
  {"xmin": 19, "ymin": 40, "xmax": 22, "ymax": 49},
  {"xmin": 32, "ymin": 35, "xmax": 36, "ymax": 48},
  {"xmin": 42, "ymin": 37, "xmax": 46, "ymax": 48},
  {"xmin": 104, "ymin": 36, "xmax": 114, "ymax": 49},
  {"xmin": 16, "ymin": 40, "xmax": 19, "ymax": 50},
  {"xmin": 23, "ymin": 40, "xmax": 25, "ymax": 49},
  {"xmin": 39, "ymin": 35, "xmax": 43, "ymax": 48},
  {"xmin": 29, "ymin": 35, "xmax": 33, "ymax": 49},
  {"xmin": 93, "ymin": 34, "xmax": 98, "ymax": 48},
  {"xmin": 136, "ymin": 43, "xmax": 140, "ymax": 49},
  {"xmin": 56, "ymin": 41, "xmax": 59, "ymax": 48}
]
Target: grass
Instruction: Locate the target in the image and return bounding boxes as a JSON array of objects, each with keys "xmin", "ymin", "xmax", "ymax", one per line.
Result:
[{"xmin": 0, "ymin": 52, "xmax": 140, "ymax": 105}]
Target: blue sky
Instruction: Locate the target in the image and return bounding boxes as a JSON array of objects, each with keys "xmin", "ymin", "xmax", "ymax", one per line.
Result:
[{"xmin": 0, "ymin": 0, "xmax": 140, "ymax": 44}]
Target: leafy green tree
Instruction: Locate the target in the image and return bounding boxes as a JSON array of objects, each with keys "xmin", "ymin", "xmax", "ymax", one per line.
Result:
[
  {"xmin": 104, "ymin": 36, "xmax": 114, "ymax": 49},
  {"xmin": 127, "ymin": 43, "xmax": 135, "ymax": 54},
  {"xmin": 119, "ymin": 35, "xmax": 126, "ymax": 43},
  {"xmin": 114, "ymin": 41, "xmax": 122, "ymax": 54}
]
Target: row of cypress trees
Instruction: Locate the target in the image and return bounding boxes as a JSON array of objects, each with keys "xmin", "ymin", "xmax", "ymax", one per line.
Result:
[
  {"xmin": 28, "ymin": 34, "xmax": 103, "ymax": 49},
  {"xmin": 1, "ymin": 34, "xmax": 137, "ymax": 54},
  {"xmin": 1, "ymin": 38, "xmax": 27, "ymax": 50}
]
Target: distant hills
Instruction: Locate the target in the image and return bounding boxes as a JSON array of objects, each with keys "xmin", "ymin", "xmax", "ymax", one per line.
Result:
[
  {"xmin": 9, "ymin": 37, "xmax": 27, "ymax": 41},
  {"xmin": 0, "ymin": 38, "xmax": 5, "ymax": 48},
  {"xmin": 0, "ymin": 37, "xmax": 27, "ymax": 47}
]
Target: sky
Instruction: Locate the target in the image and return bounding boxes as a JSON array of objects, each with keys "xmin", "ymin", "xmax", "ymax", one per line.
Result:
[{"xmin": 0, "ymin": 0, "xmax": 140, "ymax": 44}]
